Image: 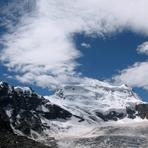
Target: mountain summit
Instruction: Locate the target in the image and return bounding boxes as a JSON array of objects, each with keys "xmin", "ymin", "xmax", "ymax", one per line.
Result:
[{"xmin": 47, "ymin": 78, "xmax": 146, "ymax": 122}]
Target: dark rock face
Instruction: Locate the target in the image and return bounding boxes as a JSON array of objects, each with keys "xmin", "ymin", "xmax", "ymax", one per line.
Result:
[
  {"xmin": 0, "ymin": 132, "xmax": 56, "ymax": 148},
  {"xmin": 125, "ymin": 104, "xmax": 148, "ymax": 120},
  {"xmin": 0, "ymin": 104, "xmax": 56, "ymax": 148},
  {"xmin": 0, "ymin": 108, "xmax": 13, "ymax": 133},
  {"xmin": 96, "ymin": 111, "xmax": 125, "ymax": 121},
  {"xmin": 136, "ymin": 104, "xmax": 148, "ymax": 119},
  {"xmin": 0, "ymin": 82, "xmax": 72, "ymax": 136},
  {"xmin": 0, "ymin": 81, "xmax": 71, "ymax": 147},
  {"xmin": 96, "ymin": 104, "xmax": 148, "ymax": 121},
  {"xmin": 126, "ymin": 107, "xmax": 136, "ymax": 119}
]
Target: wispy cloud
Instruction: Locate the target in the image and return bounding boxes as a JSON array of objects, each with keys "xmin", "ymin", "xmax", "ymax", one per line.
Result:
[
  {"xmin": 1, "ymin": 0, "xmax": 148, "ymax": 89},
  {"xmin": 81, "ymin": 43, "xmax": 91, "ymax": 48}
]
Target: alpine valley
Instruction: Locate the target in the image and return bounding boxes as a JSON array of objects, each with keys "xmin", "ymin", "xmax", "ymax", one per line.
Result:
[{"xmin": 0, "ymin": 78, "xmax": 148, "ymax": 148}]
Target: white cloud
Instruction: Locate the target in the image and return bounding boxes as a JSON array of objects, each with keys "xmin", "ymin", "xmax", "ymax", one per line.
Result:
[
  {"xmin": 81, "ymin": 43, "xmax": 91, "ymax": 48},
  {"xmin": 1, "ymin": 0, "xmax": 148, "ymax": 89},
  {"xmin": 137, "ymin": 42, "xmax": 148, "ymax": 55},
  {"xmin": 113, "ymin": 41, "xmax": 148, "ymax": 90},
  {"xmin": 113, "ymin": 62, "xmax": 148, "ymax": 90}
]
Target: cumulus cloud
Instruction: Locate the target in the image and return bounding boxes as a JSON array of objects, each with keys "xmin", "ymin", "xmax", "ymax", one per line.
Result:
[
  {"xmin": 113, "ymin": 41, "xmax": 148, "ymax": 90},
  {"xmin": 1, "ymin": 0, "xmax": 148, "ymax": 89},
  {"xmin": 137, "ymin": 42, "xmax": 148, "ymax": 55},
  {"xmin": 113, "ymin": 62, "xmax": 148, "ymax": 90}
]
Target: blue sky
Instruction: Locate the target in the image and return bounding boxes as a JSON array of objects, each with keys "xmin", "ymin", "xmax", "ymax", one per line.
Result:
[
  {"xmin": 0, "ymin": 0, "xmax": 148, "ymax": 101},
  {"xmin": 75, "ymin": 32, "xmax": 148, "ymax": 79}
]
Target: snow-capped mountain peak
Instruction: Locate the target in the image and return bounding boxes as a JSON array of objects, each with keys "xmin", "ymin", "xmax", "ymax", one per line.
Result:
[
  {"xmin": 14, "ymin": 86, "xmax": 32, "ymax": 94},
  {"xmin": 46, "ymin": 78, "xmax": 144, "ymax": 124}
]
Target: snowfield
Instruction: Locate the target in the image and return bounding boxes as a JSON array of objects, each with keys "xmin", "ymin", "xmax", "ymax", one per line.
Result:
[{"xmin": 45, "ymin": 78, "xmax": 142, "ymax": 124}]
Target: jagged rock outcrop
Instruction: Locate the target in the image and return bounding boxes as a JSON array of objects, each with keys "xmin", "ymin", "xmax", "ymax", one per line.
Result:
[
  {"xmin": 0, "ymin": 81, "xmax": 72, "ymax": 147},
  {"xmin": 0, "ymin": 108, "xmax": 13, "ymax": 133},
  {"xmin": 0, "ymin": 82, "xmax": 72, "ymax": 136},
  {"xmin": 0, "ymin": 105, "xmax": 56, "ymax": 148},
  {"xmin": 136, "ymin": 104, "xmax": 148, "ymax": 119},
  {"xmin": 0, "ymin": 132, "xmax": 55, "ymax": 148},
  {"xmin": 95, "ymin": 104, "xmax": 148, "ymax": 121}
]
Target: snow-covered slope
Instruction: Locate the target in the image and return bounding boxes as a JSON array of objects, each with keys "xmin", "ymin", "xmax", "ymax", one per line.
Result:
[{"xmin": 45, "ymin": 78, "xmax": 143, "ymax": 123}]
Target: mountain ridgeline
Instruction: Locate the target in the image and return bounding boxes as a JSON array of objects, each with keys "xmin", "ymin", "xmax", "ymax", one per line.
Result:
[{"xmin": 0, "ymin": 80, "xmax": 148, "ymax": 148}]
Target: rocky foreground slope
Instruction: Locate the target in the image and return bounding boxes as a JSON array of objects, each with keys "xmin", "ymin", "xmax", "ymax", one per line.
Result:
[{"xmin": 0, "ymin": 79, "xmax": 148, "ymax": 148}]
